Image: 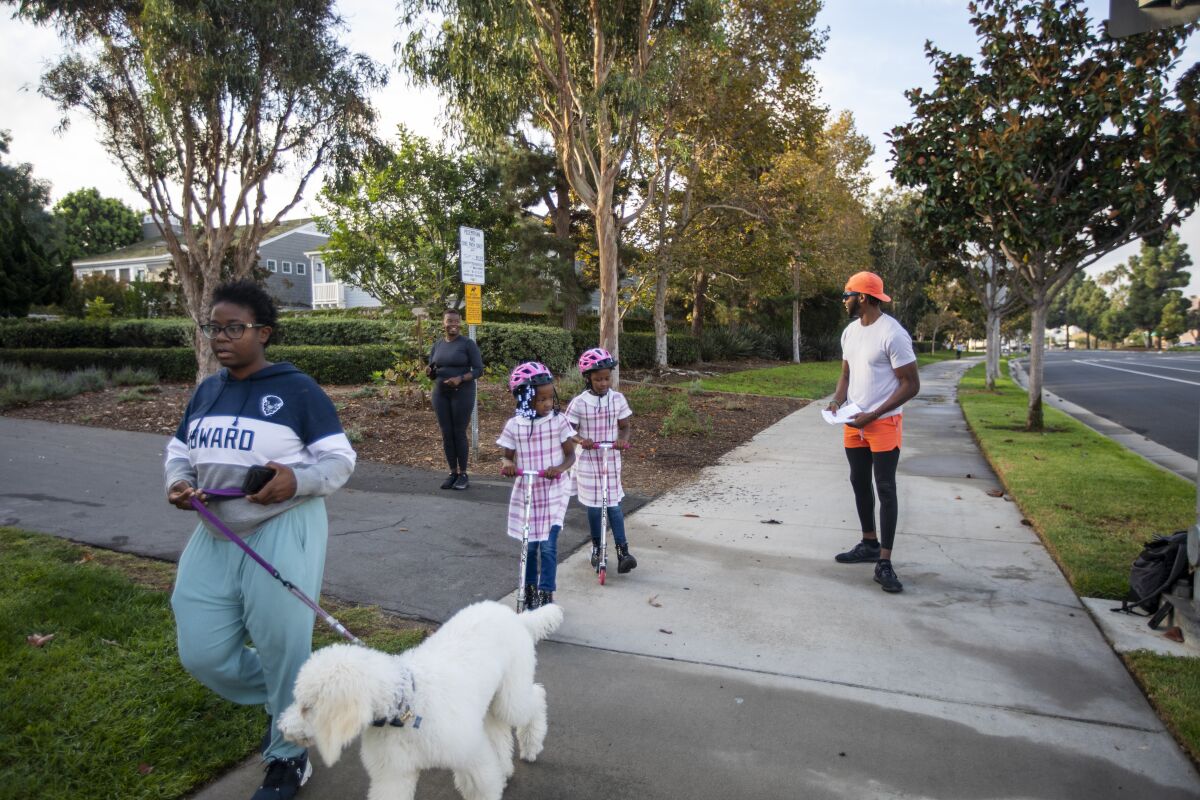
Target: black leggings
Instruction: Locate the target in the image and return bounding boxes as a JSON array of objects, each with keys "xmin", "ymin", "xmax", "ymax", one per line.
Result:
[
  {"xmin": 432, "ymin": 382, "xmax": 475, "ymax": 474},
  {"xmin": 845, "ymin": 446, "xmax": 900, "ymax": 551}
]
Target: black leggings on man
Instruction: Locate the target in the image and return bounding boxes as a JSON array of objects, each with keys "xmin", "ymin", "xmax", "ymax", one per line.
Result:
[
  {"xmin": 845, "ymin": 446, "xmax": 900, "ymax": 549},
  {"xmin": 433, "ymin": 383, "xmax": 475, "ymax": 474}
]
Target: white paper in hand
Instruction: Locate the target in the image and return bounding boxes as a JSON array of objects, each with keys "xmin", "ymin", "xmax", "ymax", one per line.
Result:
[{"xmin": 822, "ymin": 401, "xmax": 864, "ymax": 426}]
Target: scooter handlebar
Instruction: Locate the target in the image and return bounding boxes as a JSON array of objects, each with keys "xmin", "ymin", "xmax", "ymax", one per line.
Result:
[
  {"xmin": 594, "ymin": 441, "xmax": 629, "ymax": 451},
  {"xmin": 502, "ymin": 469, "xmax": 556, "ymax": 478}
]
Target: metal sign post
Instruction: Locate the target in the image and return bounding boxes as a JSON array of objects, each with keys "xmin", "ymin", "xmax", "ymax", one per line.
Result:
[{"xmin": 459, "ymin": 227, "xmax": 485, "ymax": 461}]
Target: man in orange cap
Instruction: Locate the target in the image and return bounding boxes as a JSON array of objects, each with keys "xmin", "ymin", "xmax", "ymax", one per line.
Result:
[{"xmin": 826, "ymin": 271, "xmax": 920, "ymax": 593}]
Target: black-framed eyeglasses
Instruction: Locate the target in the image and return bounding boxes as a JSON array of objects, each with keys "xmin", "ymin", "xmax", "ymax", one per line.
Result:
[{"xmin": 199, "ymin": 323, "xmax": 268, "ymax": 340}]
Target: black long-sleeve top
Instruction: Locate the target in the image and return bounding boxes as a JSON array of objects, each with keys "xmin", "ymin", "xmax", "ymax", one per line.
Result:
[{"xmin": 428, "ymin": 335, "xmax": 484, "ymax": 384}]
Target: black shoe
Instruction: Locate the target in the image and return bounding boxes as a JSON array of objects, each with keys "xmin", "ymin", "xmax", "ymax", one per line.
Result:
[
  {"xmin": 835, "ymin": 540, "xmax": 881, "ymax": 563},
  {"xmin": 538, "ymin": 590, "xmax": 554, "ymax": 606},
  {"xmin": 616, "ymin": 543, "xmax": 637, "ymax": 574},
  {"xmin": 874, "ymin": 560, "xmax": 904, "ymax": 593},
  {"xmin": 453, "ymin": 473, "xmax": 469, "ymax": 490},
  {"xmin": 440, "ymin": 473, "xmax": 458, "ymax": 490},
  {"xmin": 523, "ymin": 584, "xmax": 539, "ymax": 611},
  {"xmin": 590, "ymin": 545, "xmax": 601, "ymax": 569},
  {"xmin": 251, "ymin": 754, "xmax": 311, "ymax": 800}
]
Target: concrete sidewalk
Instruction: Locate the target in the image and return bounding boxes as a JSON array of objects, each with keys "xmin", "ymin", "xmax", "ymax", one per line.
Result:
[{"xmin": 191, "ymin": 358, "xmax": 1200, "ymax": 799}]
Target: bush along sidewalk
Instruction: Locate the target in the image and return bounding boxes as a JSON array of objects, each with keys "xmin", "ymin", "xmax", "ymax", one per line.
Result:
[
  {"xmin": 957, "ymin": 361, "xmax": 1200, "ymax": 762},
  {"xmin": 0, "ymin": 527, "xmax": 426, "ymax": 800}
]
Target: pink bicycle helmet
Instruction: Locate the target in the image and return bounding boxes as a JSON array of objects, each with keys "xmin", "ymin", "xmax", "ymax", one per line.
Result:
[
  {"xmin": 578, "ymin": 347, "xmax": 617, "ymax": 374},
  {"xmin": 508, "ymin": 361, "xmax": 554, "ymax": 392}
]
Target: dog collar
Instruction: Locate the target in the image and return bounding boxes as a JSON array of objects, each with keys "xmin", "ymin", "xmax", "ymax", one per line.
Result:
[{"xmin": 371, "ymin": 668, "xmax": 422, "ymax": 729}]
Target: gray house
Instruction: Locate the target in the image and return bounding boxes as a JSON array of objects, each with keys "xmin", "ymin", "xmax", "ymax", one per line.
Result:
[{"xmin": 74, "ymin": 216, "xmax": 382, "ymax": 311}]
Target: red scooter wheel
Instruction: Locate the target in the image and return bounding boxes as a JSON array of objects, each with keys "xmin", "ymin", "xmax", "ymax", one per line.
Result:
[{"xmin": 599, "ymin": 566, "xmax": 606, "ymax": 585}]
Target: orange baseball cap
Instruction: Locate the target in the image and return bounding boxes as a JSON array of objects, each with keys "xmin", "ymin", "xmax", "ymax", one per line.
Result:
[{"xmin": 844, "ymin": 271, "xmax": 891, "ymax": 303}]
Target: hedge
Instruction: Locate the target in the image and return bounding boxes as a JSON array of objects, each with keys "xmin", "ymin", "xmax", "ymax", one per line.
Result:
[
  {"xmin": 0, "ymin": 318, "xmax": 403, "ymax": 348},
  {"xmin": 570, "ymin": 330, "xmax": 700, "ymax": 368},
  {"xmin": 0, "ymin": 345, "xmax": 397, "ymax": 384},
  {"xmin": 476, "ymin": 323, "xmax": 575, "ymax": 376}
]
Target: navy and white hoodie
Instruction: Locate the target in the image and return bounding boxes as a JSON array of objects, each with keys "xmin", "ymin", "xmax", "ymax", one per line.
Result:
[{"xmin": 163, "ymin": 362, "xmax": 357, "ymax": 535}]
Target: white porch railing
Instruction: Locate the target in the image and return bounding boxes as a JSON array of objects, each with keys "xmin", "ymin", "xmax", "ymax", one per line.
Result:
[{"xmin": 312, "ymin": 281, "xmax": 343, "ymax": 308}]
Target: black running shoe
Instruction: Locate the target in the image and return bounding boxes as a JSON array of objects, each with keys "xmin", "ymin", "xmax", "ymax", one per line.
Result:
[
  {"xmin": 874, "ymin": 560, "xmax": 904, "ymax": 593},
  {"xmin": 251, "ymin": 754, "xmax": 310, "ymax": 800},
  {"xmin": 835, "ymin": 540, "xmax": 881, "ymax": 563},
  {"xmin": 440, "ymin": 473, "xmax": 458, "ymax": 490},
  {"xmin": 453, "ymin": 473, "xmax": 469, "ymax": 490},
  {"xmin": 616, "ymin": 543, "xmax": 637, "ymax": 574}
]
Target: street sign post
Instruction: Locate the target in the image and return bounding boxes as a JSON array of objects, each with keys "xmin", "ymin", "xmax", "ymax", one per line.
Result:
[{"xmin": 459, "ymin": 226, "xmax": 485, "ymax": 460}]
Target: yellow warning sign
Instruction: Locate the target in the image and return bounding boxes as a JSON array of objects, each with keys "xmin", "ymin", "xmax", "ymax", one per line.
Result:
[{"xmin": 464, "ymin": 283, "xmax": 482, "ymax": 325}]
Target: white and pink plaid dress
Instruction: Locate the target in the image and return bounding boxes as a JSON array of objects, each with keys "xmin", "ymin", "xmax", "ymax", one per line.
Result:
[
  {"xmin": 497, "ymin": 413, "xmax": 576, "ymax": 541},
  {"xmin": 565, "ymin": 390, "xmax": 632, "ymax": 508}
]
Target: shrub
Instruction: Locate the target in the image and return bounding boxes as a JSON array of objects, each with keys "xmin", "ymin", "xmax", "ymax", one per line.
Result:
[
  {"xmin": 571, "ymin": 330, "xmax": 700, "ymax": 368},
  {"xmin": 659, "ymin": 397, "xmax": 710, "ymax": 437},
  {"xmin": 272, "ymin": 318, "xmax": 397, "ymax": 346},
  {"xmin": 0, "ymin": 317, "xmax": 410, "ymax": 349},
  {"xmin": 0, "ymin": 345, "xmax": 395, "ymax": 384},
  {"xmin": 0, "ymin": 320, "xmax": 114, "ymax": 349},
  {"xmin": 624, "ymin": 384, "xmax": 672, "ymax": 414},
  {"xmin": 109, "ymin": 319, "xmax": 193, "ymax": 347},
  {"xmin": 476, "ymin": 323, "xmax": 575, "ymax": 376},
  {"xmin": 0, "ymin": 364, "xmax": 151, "ymax": 411}
]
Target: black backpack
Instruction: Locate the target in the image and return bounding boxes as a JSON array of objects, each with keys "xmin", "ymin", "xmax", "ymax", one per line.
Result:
[{"xmin": 1114, "ymin": 531, "xmax": 1190, "ymax": 625}]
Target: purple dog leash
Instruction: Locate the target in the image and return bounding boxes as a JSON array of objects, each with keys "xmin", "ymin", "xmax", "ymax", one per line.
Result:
[{"xmin": 191, "ymin": 489, "xmax": 363, "ymax": 646}]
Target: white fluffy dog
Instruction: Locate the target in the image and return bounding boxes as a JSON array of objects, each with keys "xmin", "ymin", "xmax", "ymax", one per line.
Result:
[{"xmin": 278, "ymin": 600, "xmax": 563, "ymax": 800}]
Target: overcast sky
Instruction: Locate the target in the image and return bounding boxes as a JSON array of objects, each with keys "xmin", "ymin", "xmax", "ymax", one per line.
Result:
[{"xmin": 2, "ymin": 0, "xmax": 1197, "ymax": 291}]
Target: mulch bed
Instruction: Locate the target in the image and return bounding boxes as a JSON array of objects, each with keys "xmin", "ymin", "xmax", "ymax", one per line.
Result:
[{"xmin": 5, "ymin": 378, "xmax": 805, "ymax": 497}]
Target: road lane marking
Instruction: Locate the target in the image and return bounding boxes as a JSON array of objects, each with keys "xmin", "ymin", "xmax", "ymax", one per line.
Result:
[{"xmin": 1071, "ymin": 359, "xmax": 1200, "ymax": 386}]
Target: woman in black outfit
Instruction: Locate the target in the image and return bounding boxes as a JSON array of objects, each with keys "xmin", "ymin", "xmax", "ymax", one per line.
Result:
[{"xmin": 428, "ymin": 309, "xmax": 484, "ymax": 489}]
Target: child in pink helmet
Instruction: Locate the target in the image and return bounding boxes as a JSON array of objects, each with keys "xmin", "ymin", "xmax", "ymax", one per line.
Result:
[
  {"xmin": 498, "ymin": 361, "xmax": 577, "ymax": 609},
  {"xmin": 565, "ymin": 348, "xmax": 637, "ymax": 574}
]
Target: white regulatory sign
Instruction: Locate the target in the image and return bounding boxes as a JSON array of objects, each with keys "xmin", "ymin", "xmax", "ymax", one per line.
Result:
[{"xmin": 459, "ymin": 226, "xmax": 485, "ymax": 285}]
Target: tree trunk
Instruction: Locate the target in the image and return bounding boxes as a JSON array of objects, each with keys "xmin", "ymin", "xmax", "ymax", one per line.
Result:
[
  {"xmin": 654, "ymin": 269, "xmax": 668, "ymax": 369},
  {"xmin": 595, "ymin": 204, "xmax": 620, "ymax": 385},
  {"xmin": 792, "ymin": 259, "xmax": 802, "ymax": 363},
  {"xmin": 563, "ymin": 303, "xmax": 578, "ymax": 331},
  {"xmin": 691, "ymin": 270, "xmax": 708, "ymax": 337},
  {"xmin": 1026, "ymin": 300, "xmax": 1048, "ymax": 431},
  {"xmin": 985, "ymin": 308, "xmax": 1001, "ymax": 390},
  {"xmin": 553, "ymin": 170, "xmax": 578, "ymax": 330}
]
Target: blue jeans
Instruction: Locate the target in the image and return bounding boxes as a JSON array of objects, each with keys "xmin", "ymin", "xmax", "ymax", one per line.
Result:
[
  {"xmin": 525, "ymin": 525, "xmax": 561, "ymax": 592},
  {"xmin": 586, "ymin": 505, "xmax": 628, "ymax": 547}
]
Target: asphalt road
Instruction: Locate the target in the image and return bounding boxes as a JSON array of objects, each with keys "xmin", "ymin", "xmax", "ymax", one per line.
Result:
[{"xmin": 1036, "ymin": 349, "xmax": 1200, "ymax": 461}]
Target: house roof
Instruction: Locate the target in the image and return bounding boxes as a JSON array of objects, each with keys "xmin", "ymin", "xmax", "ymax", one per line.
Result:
[{"xmin": 74, "ymin": 217, "xmax": 320, "ymax": 268}]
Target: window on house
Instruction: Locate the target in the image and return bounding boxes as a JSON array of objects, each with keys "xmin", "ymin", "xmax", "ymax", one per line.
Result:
[
  {"xmin": 282, "ymin": 261, "xmax": 292, "ymax": 274},
  {"xmin": 267, "ymin": 259, "xmax": 277, "ymax": 273},
  {"xmin": 295, "ymin": 260, "xmax": 306, "ymax": 275}
]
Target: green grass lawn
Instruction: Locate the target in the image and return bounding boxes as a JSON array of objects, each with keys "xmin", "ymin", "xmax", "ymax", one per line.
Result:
[
  {"xmin": 696, "ymin": 352, "xmax": 976, "ymax": 399},
  {"xmin": 0, "ymin": 527, "xmax": 425, "ymax": 800},
  {"xmin": 956, "ymin": 363, "xmax": 1200, "ymax": 762}
]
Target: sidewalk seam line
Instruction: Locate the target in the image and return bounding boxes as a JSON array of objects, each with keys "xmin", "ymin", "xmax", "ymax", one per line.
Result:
[{"xmin": 546, "ymin": 638, "xmax": 1165, "ymax": 735}]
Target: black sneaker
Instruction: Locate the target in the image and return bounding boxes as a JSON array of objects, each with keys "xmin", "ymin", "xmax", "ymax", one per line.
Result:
[
  {"xmin": 874, "ymin": 560, "xmax": 904, "ymax": 593},
  {"xmin": 251, "ymin": 754, "xmax": 311, "ymax": 800},
  {"xmin": 440, "ymin": 473, "xmax": 458, "ymax": 490},
  {"xmin": 590, "ymin": 545, "xmax": 601, "ymax": 569},
  {"xmin": 835, "ymin": 540, "xmax": 881, "ymax": 563},
  {"xmin": 616, "ymin": 543, "xmax": 637, "ymax": 574},
  {"xmin": 453, "ymin": 473, "xmax": 469, "ymax": 490},
  {"xmin": 538, "ymin": 590, "xmax": 554, "ymax": 606},
  {"xmin": 523, "ymin": 584, "xmax": 539, "ymax": 611}
]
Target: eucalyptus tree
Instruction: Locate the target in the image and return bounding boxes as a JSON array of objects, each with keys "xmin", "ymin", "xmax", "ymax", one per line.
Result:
[
  {"xmin": 891, "ymin": 0, "xmax": 1200, "ymax": 429},
  {"xmin": 13, "ymin": 0, "xmax": 383, "ymax": 379},
  {"xmin": 401, "ymin": 0, "xmax": 720, "ymax": 378}
]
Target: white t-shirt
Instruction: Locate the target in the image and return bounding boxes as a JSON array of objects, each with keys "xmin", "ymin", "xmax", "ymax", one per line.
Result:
[{"xmin": 839, "ymin": 313, "xmax": 917, "ymax": 419}]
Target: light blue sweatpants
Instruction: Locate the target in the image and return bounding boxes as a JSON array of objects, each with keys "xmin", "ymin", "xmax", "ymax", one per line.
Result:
[{"xmin": 170, "ymin": 498, "xmax": 327, "ymax": 762}]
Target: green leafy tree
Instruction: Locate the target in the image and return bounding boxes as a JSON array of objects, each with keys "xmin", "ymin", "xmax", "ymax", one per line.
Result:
[
  {"xmin": 401, "ymin": 0, "xmax": 720, "ymax": 380},
  {"xmin": 890, "ymin": 0, "xmax": 1200, "ymax": 429},
  {"xmin": 869, "ymin": 189, "xmax": 935, "ymax": 334},
  {"xmin": 53, "ymin": 188, "xmax": 140, "ymax": 263},
  {"xmin": 318, "ymin": 127, "xmax": 530, "ymax": 310},
  {"xmin": 15, "ymin": 0, "xmax": 383, "ymax": 380},
  {"xmin": 0, "ymin": 131, "xmax": 70, "ymax": 316},
  {"xmin": 1068, "ymin": 276, "xmax": 1110, "ymax": 350},
  {"xmin": 1117, "ymin": 232, "xmax": 1192, "ymax": 348}
]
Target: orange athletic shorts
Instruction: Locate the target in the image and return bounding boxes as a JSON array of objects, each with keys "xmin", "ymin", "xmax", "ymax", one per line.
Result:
[{"xmin": 843, "ymin": 414, "xmax": 903, "ymax": 452}]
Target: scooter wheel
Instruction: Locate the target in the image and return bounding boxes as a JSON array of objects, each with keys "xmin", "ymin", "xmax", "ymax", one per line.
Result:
[{"xmin": 599, "ymin": 566, "xmax": 606, "ymax": 585}]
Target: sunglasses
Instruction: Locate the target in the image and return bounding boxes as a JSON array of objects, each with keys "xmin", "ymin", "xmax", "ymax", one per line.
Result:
[
  {"xmin": 842, "ymin": 292, "xmax": 859, "ymax": 300},
  {"xmin": 199, "ymin": 322, "xmax": 269, "ymax": 340}
]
